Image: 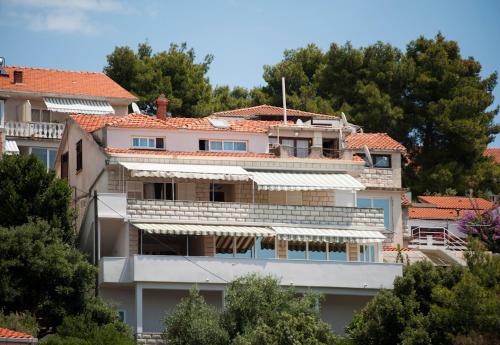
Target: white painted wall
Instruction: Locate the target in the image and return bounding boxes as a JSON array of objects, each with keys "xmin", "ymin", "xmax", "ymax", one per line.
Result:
[
  {"xmin": 106, "ymin": 127, "xmax": 269, "ymax": 154},
  {"xmin": 321, "ymin": 294, "xmax": 372, "ymax": 335}
]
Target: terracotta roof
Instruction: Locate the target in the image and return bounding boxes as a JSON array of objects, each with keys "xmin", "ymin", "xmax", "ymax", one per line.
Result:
[
  {"xmin": 105, "ymin": 148, "xmax": 274, "ymax": 158},
  {"xmin": 345, "ymin": 133, "xmax": 406, "ymax": 152},
  {"xmin": 0, "ymin": 327, "xmax": 35, "ymax": 340},
  {"xmin": 408, "ymin": 207, "xmax": 471, "ymax": 220},
  {"xmin": 211, "ymin": 105, "xmax": 338, "ymax": 119},
  {"xmin": 70, "ymin": 114, "xmax": 123, "ymax": 132},
  {"xmin": 0, "ymin": 66, "xmax": 136, "ymax": 100},
  {"xmin": 383, "ymin": 246, "xmax": 413, "ymax": 252},
  {"xmin": 417, "ymin": 196, "xmax": 493, "ymax": 210},
  {"xmin": 484, "ymin": 148, "xmax": 500, "ymax": 164},
  {"xmin": 71, "ymin": 114, "xmax": 272, "ymax": 134}
]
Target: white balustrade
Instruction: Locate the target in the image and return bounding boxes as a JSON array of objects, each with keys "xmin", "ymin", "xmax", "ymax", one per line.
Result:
[{"xmin": 5, "ymin": 121, "xmax": 65, "ymax": 139}]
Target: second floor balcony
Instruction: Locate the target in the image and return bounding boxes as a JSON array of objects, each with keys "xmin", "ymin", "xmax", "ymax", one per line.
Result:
[{"xmin": 4, "ymin": 121, "xmax": 65, "ymax": 140}]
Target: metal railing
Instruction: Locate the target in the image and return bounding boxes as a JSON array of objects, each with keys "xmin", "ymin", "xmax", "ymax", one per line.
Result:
[
  {"xmin": 409, "ymin": 227, "xmax": 467, "ymax": 251},
  {"xmin": 269, "ymin": 144, "xmax": 341, "ymax": 159},
  {"xmin": 5, "ymin": 121, "xmax": 65, "ymax": 139}
]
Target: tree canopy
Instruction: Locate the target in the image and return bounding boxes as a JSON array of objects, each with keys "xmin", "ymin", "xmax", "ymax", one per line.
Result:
[
  {"xmin": 104, "ymin": 34, "xmax": 499, "ymax": 196},
  {"xmin": 163, "ymin": 275, "xmax": 336, "ymax": 345}
]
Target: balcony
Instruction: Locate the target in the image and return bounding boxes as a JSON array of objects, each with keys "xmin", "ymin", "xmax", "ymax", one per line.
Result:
[
  {"xmin": 4, "ymin": 121, "xmax": 65, "ymax": 139},
  {"xmin": 100, "ymin": 255, "xmax": 402, "ymax": 290}
]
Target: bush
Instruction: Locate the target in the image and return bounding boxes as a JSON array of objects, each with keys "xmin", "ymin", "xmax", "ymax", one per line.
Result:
[{"xmin": 0, "ymin": 311, "xmax": 39, "ymax": 337}]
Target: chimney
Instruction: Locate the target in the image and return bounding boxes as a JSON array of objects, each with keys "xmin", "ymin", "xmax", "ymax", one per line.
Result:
[
  {"xmin": 155, "ymin": 94, "xmax": 169, "ymax": 120},
  {"xmin": 13, "ymin": 70, "xmax": 23, "ymax": 84}
]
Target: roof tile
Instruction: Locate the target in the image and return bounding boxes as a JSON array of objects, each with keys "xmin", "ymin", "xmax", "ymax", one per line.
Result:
[
  {"xmin": 417, "ymin": 196, "xmax": 493, "ymax": 210},
  {"xmin": 105, "ymin": 148, "xmax": 274, "ymax": 158},
  {"xmin": 484, "ymin": 148, "xmax": 500, "ymax": 164},
  {"xmin": 345, "ymin": 133, "xmax": 406, "ymax": 152},
  {"xmin": 0, "ymin": 327, "xmax": 35, "ymax": 339},
  {"xmin": 0, "ymin": 66, "xmax": 136, "ymax": 100},
  {"xmin": 211, "ymin": 105, "xmax": 337, "ymax": 119}
]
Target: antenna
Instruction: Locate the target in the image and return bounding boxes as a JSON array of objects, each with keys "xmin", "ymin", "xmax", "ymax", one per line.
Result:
[
  {"xmin": 363, "ymin": 145, "xmax": 373, "ymax": 167},
  {"xmin": 282, "ymin": 77, "xmax": 287, "ymax": 124}
]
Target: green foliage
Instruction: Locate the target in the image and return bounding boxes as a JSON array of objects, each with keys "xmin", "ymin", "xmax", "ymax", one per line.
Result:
[
  {"xmin": 0, "ymin": 311, "xmax": 39, "ymax": 337},
  {"xmin": 346, "ymin": 244, "xmax": 500, "ymax": 345},
  {"xmin": 0, "ymin": 220, "xmax": 96, "ymax": 333},
  {"xmin": 0, "ymin": 155, "xmax": 74, "ymax": 244},
  {"xmin": 40, "ymin": 299, "xmax": 134, "ymax": 345},
  {"xmin": 163, "ymin": 288, "xmax": 229, "ymax": 345},
  {"xmin": 163, "ymin": 275, "xmax": 336, "ymax": 345}
]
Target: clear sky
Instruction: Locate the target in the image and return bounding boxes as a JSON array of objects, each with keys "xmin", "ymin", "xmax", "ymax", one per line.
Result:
[{"xmin": 1, "ymin": 0, "xmax": 499, "ymax": 146}]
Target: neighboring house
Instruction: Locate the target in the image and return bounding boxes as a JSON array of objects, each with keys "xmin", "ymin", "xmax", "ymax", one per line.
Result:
[
  {"xmin": 0, "ymin": 62, "xmax": 137, "ymax": 167},
  {"xmin": 0, "ymin": 328, "xmax": 37, "ymax": 344},
  {"xmin": 484, "ymin": 147, "xmax": 500, "ymax": 164},
  {"xmin": 55, "ymin": 99, "xmax": 404, "ymax": 342},
  {"xmin": 406, "ymin": 196, "xmax": 494, "ymax": 265}
]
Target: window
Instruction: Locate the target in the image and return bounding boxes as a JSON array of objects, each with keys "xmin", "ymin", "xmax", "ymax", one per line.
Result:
[
  {"xmin": 287, "ymin": 241, "xmax": 307, "ymax": 260},
  {"xmin": 60, "ymin": 152, "xmax": 69, "ymax": 179},
  {"xmin": 132, "ymin": 137, "xmax": 165, "ymax": 150},
  {"xmin": 207, "ymin": 140, "xmax": 247, "ymax": 152},
  {"xmin": 199, "ymin": 140, "xmax": 208, "ymax": 151},
  {"xmin": 210, "ymin": 184, "xmax": 233, "ymax": 202},
  {"xmin": 76, "ymin": 140, "xmax": 82, "ymax": 172},
  {"xmin": 357, "ymin": 197, "xmax": 392, "ymax": 231},
  {"xmin": 357, "ymin": 153, "xmax": 392, "ymax": 168},
  {"xmin": 328, "ymin": 243, "xmax": 347, "ymax": 261},
  {"xmin": 143, "ymin": 183, "xmax": 176, "ymax": 200},
  {"xmin": 255, "ymin": 237, "xmax": 275, "ymax": 259},
  {"xmin": 31, "ymin": 109, "xmax": 50, "ymax": 123},
  {"xmin": 117, "ymin": 310, "xmax": 126, "ymax": 323},
  {"xmin": 31, "ymin": 147, "xmax": 57, "ymax": 171},
  {"xmin": 272, "ymin": 137, "xmax": 311, "ymax": 158},
  {"xmin": 359, "ymin": 244, "xmax": 376, "ymax": 262}
]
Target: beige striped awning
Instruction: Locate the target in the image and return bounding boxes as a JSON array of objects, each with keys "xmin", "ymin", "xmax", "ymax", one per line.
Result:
[
  {"xmin": 250, "ymin": 171, "xmax": 365, "ymax": 191},
  {"xmin": 272, "ymin": 227, "xmax": 385, "ymax": 243},
  {"xmin": 133, "ymin": 223, "xmax": 275, "ymax": 237}
]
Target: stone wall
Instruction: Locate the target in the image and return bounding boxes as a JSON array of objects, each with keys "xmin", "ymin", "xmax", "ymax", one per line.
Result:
[
  {"xmin": 358, "ymin": 168, "xmax": 394, "ymax": 188},
  {"xmin": 127, "ymin": 200, "xmax": 384, "ymax": 229},
  {"xmin": 137, "ymin": 333, "xmax": 164, "ymax": 345}
]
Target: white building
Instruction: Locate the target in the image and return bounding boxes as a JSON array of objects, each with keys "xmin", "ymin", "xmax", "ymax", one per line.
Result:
[
  {"xmin": 56, "ymin": 100, "xmax": 406, "ymax": 343},
  {"xmin": 0, "ymin": 63, "xmax": 136, "ymax": 167}
]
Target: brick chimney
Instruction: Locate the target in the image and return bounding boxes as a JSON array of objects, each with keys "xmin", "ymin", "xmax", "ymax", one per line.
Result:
[
  {"xmin": 155, "ymin": 94, "xmax": 169, "ymax": 120},
  {"xmin": 13, "ymin": 70, "xmax": 23, "ymax": 84}
]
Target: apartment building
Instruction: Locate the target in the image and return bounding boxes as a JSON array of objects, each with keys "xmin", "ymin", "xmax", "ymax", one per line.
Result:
[
  {"xmin": 55, "ymin": 99, "xmax": 405, "ymax": 342},
  {"xmin": 0, "ymin": 60, "xmax": 136, "ymax": 168}
]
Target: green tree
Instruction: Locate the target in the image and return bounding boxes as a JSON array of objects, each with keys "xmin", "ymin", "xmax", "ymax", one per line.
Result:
[
  {"xmin": 40, "ymin": 299, "xmax": 134, "ymax": 345},
  {"xmin": 0, "ymin": 155, "xmax": 74, "ymax": 244},
  {"xmin": 0, "ymin": 221, "xmax": 95, "ymax": 334},
  {"xmin": 163, "ymin": 289, "xmax": 229, "ymax": 345},
  {"xmin": 0, "ymin": 311, "xmax": 39, "ymax": 337}
]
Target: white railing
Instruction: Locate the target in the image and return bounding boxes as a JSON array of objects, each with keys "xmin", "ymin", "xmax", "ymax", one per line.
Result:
[
  {"xmin": 409, "ymin": 227, "xmax": 467, "ymax": 251},
  {"xmin": 4, "ymin": 121, "xmax": 65, "ymax": 139}
]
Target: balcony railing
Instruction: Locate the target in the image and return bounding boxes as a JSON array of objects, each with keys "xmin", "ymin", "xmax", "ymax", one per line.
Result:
[
  {"xmin": 100, "ymin": 255, "xmax": 402, "ymax": 290},
  {"xmin": 5, "ymin": 121, "xmax": 65, "ymax": 139}
]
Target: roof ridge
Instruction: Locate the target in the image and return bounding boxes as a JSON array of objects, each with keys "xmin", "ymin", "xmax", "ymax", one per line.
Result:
[{"xmin": 5, "ymin": 65, "xmax": 105, "ymax": 75}]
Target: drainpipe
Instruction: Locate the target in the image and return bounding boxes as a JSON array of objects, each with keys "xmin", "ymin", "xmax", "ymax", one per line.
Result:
[{"xmin": 94, "ymin": 190, "xmax": 99, "ymax": 297}]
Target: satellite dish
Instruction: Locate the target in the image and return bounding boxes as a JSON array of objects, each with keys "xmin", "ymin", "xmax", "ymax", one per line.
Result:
[
  {"xmin": 0, "ymin": 57, "xmax": 5, "ymax": 67},
  {"xmin": 363, "ymin": 145, "xmax": 373, "ymax": 167},
  {"xmin": 296, "ymin": 119, "xmax": 303, "ymax": 125},
  {"xmin": 131, "ymin": 103, "xmax": 141, "ymax": 114},
  {"xmin": 341, "ymin": 112, "xmax": 349, "ymax": 127}
]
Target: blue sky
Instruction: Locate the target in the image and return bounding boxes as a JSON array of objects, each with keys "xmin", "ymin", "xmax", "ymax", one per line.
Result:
[{"xmin": 1, "ymin": 0, "xmax": 499, "ymax": 146}]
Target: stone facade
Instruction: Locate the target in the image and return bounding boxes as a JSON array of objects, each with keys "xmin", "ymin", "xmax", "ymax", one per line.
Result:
[
  {"xmin": 127, "ymin": 199, "xmax": 384, "ymax": 229},
  {"xmin": 359, "ymin": 168, "xmax": 394, "ymax": 188},
  {"xmin": 137, "ymin": 332, "xmax": 164, "ymax": 345}
]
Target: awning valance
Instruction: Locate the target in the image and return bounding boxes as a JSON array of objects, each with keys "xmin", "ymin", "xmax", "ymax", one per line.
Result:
[
  {"xmin": 250, "ymin": 171, "xmax": 365, "ymax": 191},
  {"xmin": 4, "ymin": 140, "xmax": 19, "ymax": 155},
  {"xmin": 134, "ymin": 223, "xmax": 274, "ymax": 237},
  {"xmin": 273, "ymin": 227, "xmax": 385, "ymax": 243},
  {"xmin": 119, "ymin": 162, "xmax": 250, "ymax": 181},
  {"xmin": 44, "ymin": 97, "xmax": 115, "ymax": 115}
]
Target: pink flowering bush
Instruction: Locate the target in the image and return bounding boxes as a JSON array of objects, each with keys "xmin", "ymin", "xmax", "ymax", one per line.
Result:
[{"xmin": 458, "ymin": 208, "xmax": 500, "ymax": 253}]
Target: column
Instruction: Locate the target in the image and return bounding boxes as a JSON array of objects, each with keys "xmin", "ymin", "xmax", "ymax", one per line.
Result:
[{"xmin": 135, "ymin": 284, "xmax": 143, "ymax": 335}]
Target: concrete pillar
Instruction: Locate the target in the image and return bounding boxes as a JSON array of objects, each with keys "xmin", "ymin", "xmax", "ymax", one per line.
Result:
[{"xmin": 136, "ymin": 284, "xmax": 143, "ymax": 335}]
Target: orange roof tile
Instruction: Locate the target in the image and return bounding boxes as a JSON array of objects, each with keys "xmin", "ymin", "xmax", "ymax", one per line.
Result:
[
  {"xmin": 0, "ymin": 66, "xmax": 136, "ymax": 100},
  {"xmin": 70, "ymin": 114, "xmax": 123, "ymax": 132},
  {"xmin": 408, "ymin": 207, "xmax": 471, "ymax": 220},
  {"xmin": 105, "ymin": 148, "xmax": 274, "ymax": 158},
  {"xmin": 212, "ymin": 105, "xmax": 337, "ymax": 119},
  {"xmin": 484, "ymin": 148, "xmax": 500, "ymax": 164},
  {"xmin": 345, "ymin": 133, "xmax": 406, "ymax": 152},
  {"xmin": 417, "ymin": 196, "xmax": 493, "ymax": 210},
  {"xmin": 383, "ymin": 246, "xmax": 413, "ymax": 252},
  {"xmin": 0, "ymin": 327, "xmax": 35, "ymax": 340}
]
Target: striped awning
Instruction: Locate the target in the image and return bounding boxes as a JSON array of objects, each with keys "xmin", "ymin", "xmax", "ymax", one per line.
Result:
[
  {"xmin": 273, "ymin": 227, "xmax": 385, "ymax": 243},
  {"xmin": 134, "ymin": 223, "xmax": 275, "ymax": 237},
  {"xmin": 250, "ymin": 171, "xmax": 365, "ymax": 191},
  {"xmin": 44, "ymin": 97, "xmax": 115, "ymax": 115},
  {"xmin": 119, "ymin": 162, "xmax": 251, "ymax": 181},
  {"xmin": 4, "ymin": 140, "xmax": 19, "ymax": 155}
]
